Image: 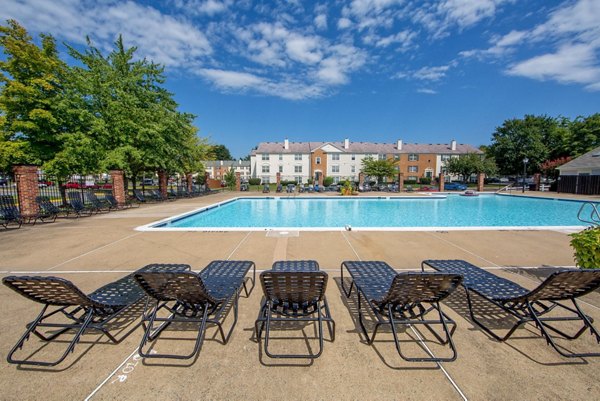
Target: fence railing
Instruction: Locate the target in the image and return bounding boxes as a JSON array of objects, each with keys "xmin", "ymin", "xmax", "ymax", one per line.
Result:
[{"xmin": 558, "ymin": 175, "xmax": 600, "ymax": 195}]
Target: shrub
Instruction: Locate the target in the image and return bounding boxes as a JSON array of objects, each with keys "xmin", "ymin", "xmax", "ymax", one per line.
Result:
[
  {"xmin": 570, "ymin": 227, "xmax": 600, "ymax": 269},
  {"xmin": 248, "ymin": 178, "xmax": 261, "ymax": 185},
  {"xmin": 323, "ymin": 176, "xmax": 334, "ymax": 187},
  {"xmin": 419, "ymin": 177, "xmax": 432, "ymax": 185},
  {"xmin": 403, "ymin": 179, "xmax": 417, "ymax": 185}
]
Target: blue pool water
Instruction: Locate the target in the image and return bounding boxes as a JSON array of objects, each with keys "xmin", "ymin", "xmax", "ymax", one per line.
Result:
[{"xmin": 148, "ymin": 195, "xmax": 593, "ymax": 230}]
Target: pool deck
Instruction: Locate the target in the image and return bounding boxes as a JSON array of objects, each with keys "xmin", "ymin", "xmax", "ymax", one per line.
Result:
[{"xmin": 1, "ymin": 190, "xmax": 599, "ymax": 401}]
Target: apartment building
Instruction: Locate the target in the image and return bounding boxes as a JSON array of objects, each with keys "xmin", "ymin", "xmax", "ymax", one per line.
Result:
[
  {"xmin": 249, "ymin": 139, "xmax": 482, "ymax": 184},
  {"xmin": 204, "ymin": 160, "xmax": 251, "ymax": 181}
]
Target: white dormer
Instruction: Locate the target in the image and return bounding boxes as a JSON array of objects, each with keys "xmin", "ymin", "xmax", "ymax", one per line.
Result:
[
  {"xmin": 344, "ymin": 138, "xmax": 350, "ymax": 149},
  {"xmin": 284, "ymin": 138, "xmax": 289, "ymax": 150}
]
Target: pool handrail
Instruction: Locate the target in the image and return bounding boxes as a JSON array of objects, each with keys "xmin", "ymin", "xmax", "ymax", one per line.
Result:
[{"xmin": 576, "ymin": 202, "xmax": 600, "ymax": 226}]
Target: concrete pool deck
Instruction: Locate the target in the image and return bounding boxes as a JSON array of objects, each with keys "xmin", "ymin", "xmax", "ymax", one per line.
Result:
[{"xmin": 0, "ymin": 190, "xmax": 599, "ymax": 400}]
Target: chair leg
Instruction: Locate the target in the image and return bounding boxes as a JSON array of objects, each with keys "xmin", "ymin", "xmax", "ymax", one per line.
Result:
[{"xmin": 7, "ymin": 306, "xmax": 94, "ymax": 367}]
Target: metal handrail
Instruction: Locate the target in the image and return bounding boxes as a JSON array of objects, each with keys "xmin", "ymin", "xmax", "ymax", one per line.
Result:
[
  {"xmin": 576, "ymin": 202, "xmax": 600, "ymax": 226},
  {"xmin": 495, "ymin": 183, "xmax": 515, "ymax": 194}
]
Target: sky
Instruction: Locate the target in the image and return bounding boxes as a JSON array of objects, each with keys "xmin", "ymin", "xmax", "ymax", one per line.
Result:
[{"xmin": 2, "ymin": 0, "xmax": 600, "ymax": 158}]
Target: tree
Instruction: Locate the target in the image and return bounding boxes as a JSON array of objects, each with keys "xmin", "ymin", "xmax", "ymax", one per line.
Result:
[
  {"xmin": 487, "ymin": 115, "xmax": 559, "ymax": 175},
  {"xmin": 212, "ymin": 144, "xmax": 232, "ymax": 160},
  {"xmin": 540, "ymin": 157, "xmax": 572, "ymax": 179},
  {"xmin": 223, "ymin": 167, "xmax": 236, "ymax": 190},
  {"xmin": 567, "ymin": 114, "xmax": 600, "ymax": 157},
  {"xmin": 361, "ymin": 157, "xmax": 396, "ymax": 183},
  {"xmin": 444, "ymin": 153, "xmax": 497, "ymax": 181}
]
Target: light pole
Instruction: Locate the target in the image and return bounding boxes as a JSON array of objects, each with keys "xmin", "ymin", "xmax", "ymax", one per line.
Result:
[{"xmin": 522, "ymin": 157, "xmax": 529, "ymax": 193}]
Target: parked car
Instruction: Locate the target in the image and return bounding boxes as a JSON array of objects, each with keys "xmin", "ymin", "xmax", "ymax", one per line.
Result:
[
  {"xmin": 141, "ymin": 178, "xmax": 155, "ymax": 186},
  {"xmin": 38, "ymin": 180, "xmax": 54, "ymax": 187},
  {"xmin": 0, "ymin": 177, "xmax": 9, "ymax": 186},
  {"xmin": 444, "ymin": 182, "xmax": 468, "ymax": 191}
]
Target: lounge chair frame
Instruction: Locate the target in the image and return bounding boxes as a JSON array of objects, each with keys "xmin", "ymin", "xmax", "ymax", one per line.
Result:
[
  {"xmin": 2, "ymin": 264, "xmax": 190, "ymax": 366},
  {"xmin": 341, "ymin": 261, "xmax": 462, "ymax": 362},
  {"xmin": 0, "ymin": 195, "xmax": 24, "ymax": 228},
  {"xmin": 255, "ymin": 260, "xmax": 335, "ymax": 359},
  {"xmin": 134, "ymin": 260, "xmax": 256, "ymax": 360},
  {"xmin": 422, "ymin": 259, "xmax": 600, "ymax": 358}
]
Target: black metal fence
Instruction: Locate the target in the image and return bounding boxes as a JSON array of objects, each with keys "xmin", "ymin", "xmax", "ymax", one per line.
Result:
[
  {"xmin": 0, "ymin": 172, "xmax": 16, "ymax": 199},
  {"xmin": 557, "ymin": 175, "xmax": 600, "ymax": 195},
  {"xmin": 37, "ymin": 172, "xmax": 113, "ymax": 207}
]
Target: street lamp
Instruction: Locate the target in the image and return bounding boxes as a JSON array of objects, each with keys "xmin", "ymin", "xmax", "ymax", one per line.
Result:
[{"xmin": 522, "ymin": 157, "xmax": 529, "ymax": 193}]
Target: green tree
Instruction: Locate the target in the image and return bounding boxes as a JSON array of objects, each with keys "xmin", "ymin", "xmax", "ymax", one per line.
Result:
[
  {"xmin": 488, "ymin": 115, "xmax": 558, "ymax": 175},
  {"xmin": 567, "ymin": 114, "xmax": 600, "ymax": 157},
  {"xmin": 223, "ymin": 167, "xmax": 236, "ymax": 190},
  {"xmin": 212, "ymin": 144, "xmax": 232, "ymax": 160},
  {"xmin": 361, "ymin": 157, "xmax": 396, "ymax": 183},
  {"xmin": 444, "ymin": 153, "xmax": 497, "ymax": 181}
]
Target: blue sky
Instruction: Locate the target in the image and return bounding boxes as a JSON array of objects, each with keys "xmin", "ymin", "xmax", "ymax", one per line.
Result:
[{"xmin": 2, "ymin": 0, "xmax": 600, "ymax": 158}]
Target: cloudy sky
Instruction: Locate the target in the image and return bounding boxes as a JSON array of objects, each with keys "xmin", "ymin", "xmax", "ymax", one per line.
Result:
[{"xmin": 2, "ymin": 0, "xmax": 600, "ymax": 157}]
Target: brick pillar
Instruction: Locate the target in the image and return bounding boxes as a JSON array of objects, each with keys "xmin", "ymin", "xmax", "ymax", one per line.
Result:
[
  {"xmin": 477, "ymin": 172, "xmax": 485, "ymax": 192},
  {"xmin": 13, "ymin": 165, "xmax": 40, "ymax": 218},
  {"xmin": 533, "ymin": 173, "xmax": 541, "ymax": 191},
  {"xmin": 398, "ymin": 173, "xmax": 404, "ymax": 192},
  {"xmin": 359, "ymin": 172, "xmax": 365, "ymax": 187},
  {"xmin": 158, "ymin": 170, "xmax": 168, "ymax": 198},
  {"xmin": 110, "ymin": 170, "xmax": 126, "ymax": 206},
  {"xmin": 204, "ymin": 172, "xmax": 210, "ymax": 190},
  {"xmin": 317, "ymin": 173, "xmax": 323, "ymax": 187},
  {"xmin": 438, "ymin": 172, "xmax": 445, "ymax": 192},
  {"xmin": 235, "ymin": 172, "xmax": 241, "ymax": 191},
  {"xmin": 276, "ymin": 172, "xmax": 281, "ymax": 185},
  {"xmin": 185, "ymin": 173, "xmax": 193, "ymax": 192}
]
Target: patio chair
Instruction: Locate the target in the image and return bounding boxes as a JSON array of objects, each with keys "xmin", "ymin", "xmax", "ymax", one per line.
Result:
[
  {"xmin": 34, "ymin": 196, "xmax": 62, "ymax": 222},
  {"xmin": 134, "ymin": 260, "xmax": 256, "ymax": 360},
  {"xmin": 341, "ymin": 261, "xmax": 463, "ymax": 362},
  {"xmin": 0, "ymin": 195, "xmax": 24, "ymax": 228},
  {"xmin": 133, "ymin": 189, "xmax": 149, "ymax": 203},
  {"xmin": 67, "ymin": 191, "xmax": 95, "ymax": 216},
  {"xmin": 84, "ymin": 191, "xmax": 112, "ymax": 212},
  {"xmin": 255, "ymin": 260, "xmax": 334, "ymax": 358},
  {"xmin": 422, "ymin": 259, "xmax": 600, "ymax": 358},
  {"xmin": 2, "ymin": 263, "xmax": 191, "ymax": 367},
  {"xmin": 103, "ymin": 193, "xmax": 136, "ymax": 210}
]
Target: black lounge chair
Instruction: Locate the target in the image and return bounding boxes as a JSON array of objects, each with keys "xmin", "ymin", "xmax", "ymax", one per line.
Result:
[
  {"xmin": 422, "ymin": 259, "xmax": 600, "ymax": 358},
  {"xmin": 133, "ymin": 189, "xmax": 149, "ymax": 203},
  {"xmin": 2, "ymin": 264, "xmax": 190, "ymax": 367},
  {"xmin": 34, "ymin": 196, "xmax": 61, "ymax": 222},
  {"xmin": 85, "ymin": 191, "xmax": 113, "ymax": 211},
  {"xmin": 341, "ymin": 261, "xmax": 463, "ymax": 362},
  {"xmin": 255, "ymin": 260, "xmax": 334, "ymax": 359},
  {"xmin": 67, "ymin": 192, "xmax": 94, "ymax": 216},
  {"xmin": 0, "ymin": 195, "xmax": 24, "ymax": 228},
  {"xmin": 134, "ymin": 260, "xmax": 256, "ymax": 360},
  {"xmin": 103, "ymin": 193, "xmax": 137, "ymax": 209}
]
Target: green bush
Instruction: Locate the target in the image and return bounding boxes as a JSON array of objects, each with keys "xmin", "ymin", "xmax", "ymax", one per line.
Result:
[
  {"xmin": 323, "ymin": 176, "xmax": 334, "ymax": 187},
  {"xmin": 403, "ymin": 179, "xmax": 417, "ymax": 185},
  {"xmin": 570, "ymin": 227, "xmax": 600, "ymax": 269},
  {"xmin": 248, "ymin": 178, "xmax": 261, "ymax": 185},
  {"xmin": 419, "ymin": 177, "xmax": 432, "ymax": 185}
]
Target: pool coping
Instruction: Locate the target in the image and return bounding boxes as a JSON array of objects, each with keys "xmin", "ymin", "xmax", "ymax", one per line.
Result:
[{"xmin": 135, "ymin": 195, "xmax": 590, "ymax": 232}]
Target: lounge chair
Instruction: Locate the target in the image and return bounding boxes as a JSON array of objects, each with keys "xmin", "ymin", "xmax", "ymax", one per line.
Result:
[
  {"xmin": 2, "ymin": 264, "xmax": 191, "ymax": 366},
  {"xmin": 254, "ymin": 260, "xmax": 334, "ymax": 359},
  {"xmin": 0, "ymin": 195, "xmax": 24, "ymax": 228},
  {"xmin": 341, "ymin": 261, "xmax": 463, "ymax": 362},
  {"xmin": 67, "ymin": 192, "xmax": 95, "ymax": 216},
  {"xmin": 134, "ymin": 260, "xmax": 256, "ymax": 360},
  {"xmin": 422, "ymin": 259, "xmax": 600, "ymax": 358},
  {"xmin": 133, "ymin": 189, "xmax": 149, "ymax": 203},
  {"xmin": 34, "ymin": 196, "xmax": 62, "ymax": 222},
  {"xmin": 84, "ymin": 191, "xmax": 111, "ymax": 212},
  {"xmin": 103, "ymin": 193, "xmax": 137, "ymax": 209}
]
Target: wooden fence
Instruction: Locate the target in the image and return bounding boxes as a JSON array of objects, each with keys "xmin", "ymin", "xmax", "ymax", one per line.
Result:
[{"xmin": 557, "ymin": 175, "xmax": 600, "ymax": 195}]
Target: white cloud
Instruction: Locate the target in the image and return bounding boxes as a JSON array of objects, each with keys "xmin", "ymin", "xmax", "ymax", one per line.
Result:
[
  {"xmin": 417, "ymin": 88, "xmax": 437, "ymax": 94},
  {"xmin": 172, "ymin": 0, "xmax": 232, "ymax": 16},
  {"xmin": 375, "ymin": 30, "xmax": 416, "ymax": 49},
  {"xmin": 0, "ymin": 0, "xmax": 212, "ymax": 67},
  {"xmin": 286, "ymin": 35, "xmax": 323, "ymax": 65},
  {"xmin": 337, "ymin": 18, "xmax": 352, "ymax": 29},
  {"xmin": 436, "ymin": 0, "xmax": 511, "ymax": 29},
  {"xmin": 316, "ymin": 44, "xmax": 367, "ymax": 85},
  {"xmin": 314, "ymin": 14, "xmax": 327, "ymax": 30},
  {"xmin": 397, "ymin": 64, "xmax": 454, "ymax": 81},
  {"xmin": 197, "ymin": 69, "xmax": 264, "ymax": 89},
  {"xmin": 506, "ymin": 44, "xmax": 600, "ymax": 90}
]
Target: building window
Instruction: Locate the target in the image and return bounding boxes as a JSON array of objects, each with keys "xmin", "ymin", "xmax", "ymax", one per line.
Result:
[
  {"xmin": 262, "ymin": 176, "xmax": 270, "ymax": 184},
  {"xmin": 316, "ymin": 157, "xmax": 321, "ymax": 164},
  {"xmin": 294, "ymin": 154, "xmax": 302, "ymax": 161},
  {"xmin": 261, "ymin": 154, "xmax": 270, "ymax": 161},
  {"xmin": 441, "ymin": 154, "xmax": 451, "ymax": 161},
  {"xmin": 351, "ymin": 166, "xmax": 355, "ymax": 173},
  {"xmin": 351, "ymin": 154, "xmax": 356, "ymax": 161},
  {"xmin": 408, "ymin": 176, "xmax": 417, "ymax": 181},
  {"xmin": 294, "ymin": 165, "xmax": 302, "ymax": 173},
  {"xmin": 333, "ymin": 177, "xmax": 340, "ymax": 183},
  {"xmin": 278, "ymin": 165, "xmax": 283, "ymax": 173},
  {"xmin": 295, "ymin": 176, "xmax": 302, "ymax": 183},
  {"xmin": 332, "ymin": 154, "xmax": 340, "ymax": 161},
  {"xmin": 394, "ymin": 154, "xmax": 400, "ymax": 160},
  {"xmin": 408, "ymin": 154, "xmax": 419, "ymax": 161},
  {"xmin": 408, "ymin": 166, "xmax": 418, "ymax": 173},
  {"xmin": 332, "ymin": 165, "xmax": 340, "ymax": 173},
  {"xmin": 378, "ymin": 154, "xmax": 386, "ymax": 160},
  {"xmin": 262, "ymin": 165, "xmax": 270, "ymax": 173},
  {"xmin": 278, "ymin": 154, "xmax": 283, "ymax": 161}
]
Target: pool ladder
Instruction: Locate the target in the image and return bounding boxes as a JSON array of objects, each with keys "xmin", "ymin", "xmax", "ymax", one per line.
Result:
[{"xmin": 576, "ymin": 202, "xmax": 600, "ymax": 226}]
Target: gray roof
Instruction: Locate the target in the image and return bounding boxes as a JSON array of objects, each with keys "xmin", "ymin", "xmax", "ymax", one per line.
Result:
[
  {"xmin": 203, "ymin": 160, "xmax": 250, "ymax": 167},
  {"xmin": 250, "ymin": 141, "xmax": 482, "ymax": 155},
  {"xmin": 558, "ymin": 146, "xmax": 600, "ymax": 170}
]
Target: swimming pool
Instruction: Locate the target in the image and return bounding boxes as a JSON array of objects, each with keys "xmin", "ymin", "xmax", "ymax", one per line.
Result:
[{"xmin": 137, "ymin": 195, "xmax": 593, "ymax": 231}]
